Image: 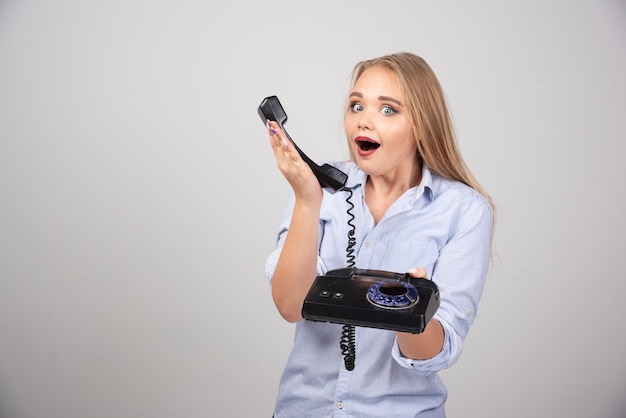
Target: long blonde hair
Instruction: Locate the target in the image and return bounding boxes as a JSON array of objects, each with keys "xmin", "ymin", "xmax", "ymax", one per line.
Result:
[{"xmin": 348, "ymin": 52, "xmax": 495, "ymax": 215}]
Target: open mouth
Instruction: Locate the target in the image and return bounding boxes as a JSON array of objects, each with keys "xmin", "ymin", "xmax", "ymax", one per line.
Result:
[{"xmin": 356, "ymin": 137, "xmax": 380, "ymax": 152}]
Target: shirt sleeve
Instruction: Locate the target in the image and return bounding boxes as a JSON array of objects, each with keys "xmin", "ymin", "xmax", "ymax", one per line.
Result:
[
  {"xmin": 265, "ymin": 246, "xmax": 328, "ymax": 284},
  {"xmin": 264, "ymin": 196, "xmax": 329, "ymax": 284},
  {"xmin": 392, "ymin": 195, "xmax": 493, "ymax": 374},
  {"xmin": 433, "ymin": 197, "xmax": 493, "ymax": 340}
]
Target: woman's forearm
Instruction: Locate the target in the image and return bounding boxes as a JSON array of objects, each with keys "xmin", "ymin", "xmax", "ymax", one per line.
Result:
[
  {"xmin": 271, "ymin": 200, "xmax": 321, "ymax": 322},
  {"xmin": 396, "ymin": 319, "xmax": 444, "ymax": 360}
]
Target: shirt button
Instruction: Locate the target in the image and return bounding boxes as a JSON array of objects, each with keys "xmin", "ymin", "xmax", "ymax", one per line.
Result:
[
  {"xmin": 337, "ymin": 401, "xmax": 344, "ymax": 409},
  {"xmin": 364, "ymin": 241, "xmax": 372, "ymax": 247}
]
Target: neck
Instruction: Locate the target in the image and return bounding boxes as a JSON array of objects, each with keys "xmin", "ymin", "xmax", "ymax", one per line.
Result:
[
  {"xmin": 367, "ymin": 161, "xmax": 422, "ymax": 195},
  {"xmin": 364, "ymin": 161, "xmax": 422, "ymax": 224}
]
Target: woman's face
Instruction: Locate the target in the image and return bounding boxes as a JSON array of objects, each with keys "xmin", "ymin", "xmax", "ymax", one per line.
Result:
[{"xmin": 345, "ymin": 65, "xmax": 419, "ymax": 183}]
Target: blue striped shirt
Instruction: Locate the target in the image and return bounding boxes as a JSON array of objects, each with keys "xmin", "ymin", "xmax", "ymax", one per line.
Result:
[{"xmin": 266, "ymin": 161, "xmax": 493, "ymax": 417}]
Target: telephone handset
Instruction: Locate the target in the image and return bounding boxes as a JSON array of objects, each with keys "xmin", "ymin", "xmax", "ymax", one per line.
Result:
[{"xmin": 258, "ymin": 96, "xmax": 348, "ymax": 192}]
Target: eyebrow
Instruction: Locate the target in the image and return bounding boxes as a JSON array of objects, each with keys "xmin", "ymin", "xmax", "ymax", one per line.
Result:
[{"xmin": 349, "ymin": 92, "xmax": 403, "ymax": 107}]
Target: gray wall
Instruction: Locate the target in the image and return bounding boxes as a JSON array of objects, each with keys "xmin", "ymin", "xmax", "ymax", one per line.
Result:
[{"xmin": 1, "ymin": 1, "xmax": 625, "ymax": 417}]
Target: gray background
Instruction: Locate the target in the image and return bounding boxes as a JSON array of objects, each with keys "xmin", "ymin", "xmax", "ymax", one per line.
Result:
[{"xmin": 1, "ymin": 1, "xmax": 625, "ymax": 417}]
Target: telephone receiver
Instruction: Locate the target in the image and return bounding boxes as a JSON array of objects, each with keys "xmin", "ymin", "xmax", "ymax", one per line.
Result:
[{"xmin": 258, "ymin": 95, "xmax": 348, "ymax": 192}]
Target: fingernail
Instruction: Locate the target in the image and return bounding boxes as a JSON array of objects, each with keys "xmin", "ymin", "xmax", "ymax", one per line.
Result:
[{"xmin": 266, "ymin": 120, "xmax": 278, "ymax": 135}]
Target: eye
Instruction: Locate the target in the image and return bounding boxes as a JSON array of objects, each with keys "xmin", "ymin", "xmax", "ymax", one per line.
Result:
[
  {"xmin": 350, "ymin": 102, "xmax": 363, "ymax": 112},
  {"xmin": 381, "ymin": 105, "xmax": 397, "ymax": 115}
]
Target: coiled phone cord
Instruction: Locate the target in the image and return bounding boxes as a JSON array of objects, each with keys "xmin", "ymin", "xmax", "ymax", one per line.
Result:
[{"xmin": 340, "ymin": 187, "xmax": 357, "ymax": 371}]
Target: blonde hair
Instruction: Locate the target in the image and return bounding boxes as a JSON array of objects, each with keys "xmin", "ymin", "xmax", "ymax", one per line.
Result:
[{"xmin": 348, "ymin": 52, "xmax": 495, "ymax": 215}]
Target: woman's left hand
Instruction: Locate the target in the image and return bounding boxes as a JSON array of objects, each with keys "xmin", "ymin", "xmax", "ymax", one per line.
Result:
[{"xmin": 407, "ymin": 267, "xmax": 428, "ymax": 279}]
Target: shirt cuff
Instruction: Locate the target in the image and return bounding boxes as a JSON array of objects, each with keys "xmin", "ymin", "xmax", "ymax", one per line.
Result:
[{"xmin": 265, "ymin": 248, "xmax": 328, "ymax": 283}]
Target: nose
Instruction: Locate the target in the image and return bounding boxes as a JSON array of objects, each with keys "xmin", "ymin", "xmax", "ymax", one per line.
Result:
[{"xmin": 357, "ymin": 111, "xmax": 373, "ymax": 130}]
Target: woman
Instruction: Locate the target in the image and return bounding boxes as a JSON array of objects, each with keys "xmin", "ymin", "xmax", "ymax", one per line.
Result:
[{"xmin": 265, "ymin": 52, "xmax": 494, "ymax": 417}]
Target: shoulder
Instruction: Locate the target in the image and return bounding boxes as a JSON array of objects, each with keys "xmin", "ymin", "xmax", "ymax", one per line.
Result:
[
  {"xmin": 432, "ymin": 171, "xmax": 488, "ymax": 205},
  {"xmin": 427, "ymin": 171, "xmax": 493, "ymax": 226}
]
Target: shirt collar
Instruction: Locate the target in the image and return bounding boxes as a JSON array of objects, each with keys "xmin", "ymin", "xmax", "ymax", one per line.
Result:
[
  {"xmin": 415, "ymin": 164, "xmax": 435, "ymax": 201},
  {"xmin": 341, "ymin": 161, "xmax": 435, "ymax": 201}
]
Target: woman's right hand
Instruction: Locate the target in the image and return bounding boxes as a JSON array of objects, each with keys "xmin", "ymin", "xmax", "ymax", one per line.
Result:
[
  {"xmin": 266, "ymin": 120, "xmax": 324, "ymax": 322},
  {"xmin": 267, "ymin": 120, "xmax": 323, "ymax": 205}
]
